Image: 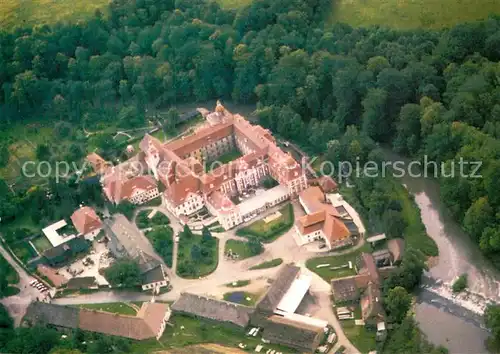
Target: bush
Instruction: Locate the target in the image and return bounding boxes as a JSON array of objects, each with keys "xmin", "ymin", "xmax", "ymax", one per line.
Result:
[{"xmin": 452, "ymin": 273, "xmax": 468, "ymax": 293}]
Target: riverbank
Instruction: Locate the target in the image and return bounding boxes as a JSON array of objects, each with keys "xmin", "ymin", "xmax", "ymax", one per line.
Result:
[{"xmin": 383, "ymin": 149, "xmax": 498, "ymax": 353}]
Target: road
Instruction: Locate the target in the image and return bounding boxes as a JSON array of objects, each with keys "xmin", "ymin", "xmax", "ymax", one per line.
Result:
[
  {"xmin": 53, "ymin": 200, "xmax": 366, "ymax": 353},
  {"xmin": 0, "ymin": 242, "xmax": 41, "ymax": 326}
]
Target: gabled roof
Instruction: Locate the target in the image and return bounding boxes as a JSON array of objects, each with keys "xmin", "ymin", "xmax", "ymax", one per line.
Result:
[
  {"xmin": 387, "ymin": 238, "xmax": 405, "ymax": 262},
  {"xmin": 358, "ymin": 253, "xmax": 380, "ymax": 285},
  {"xmin": 296, "ymin": 186, "xmax": 350, "ymax": 244},
  {"xmin": 172, "ymin": 293, "xmax": 253, "ymax": 328},
  {"xmin": 256, "ymin": 264, "xmax": 300, "ymax": 313},
  {"xmin": 141, "ymin": 265, "xmax": 166, "ymax": 285},
  {"xmin": 24, "ymin": 302, "xmax": 79, "ymax": 329},
  {"xmin": 104, "ymin": 175, "xmax": 158, "ymax": 204},
  {"xmin": 71, "ymin": 206, "xmax": 102, "ymax": 235},
  {"xmin": 66, "ymin": 276, "xmax": 97, "ymax": 289},
  {"xmin": 263, "ymin": 315, "xmax": 323, "ymax": 352},
  {"xmin": 24, "ymin": 302, "xmax": 170, "ymax": 341}
]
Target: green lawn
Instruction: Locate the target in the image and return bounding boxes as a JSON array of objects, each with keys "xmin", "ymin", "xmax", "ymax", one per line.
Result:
[
  {"xmin": 306, "ymin": 244, "xmax": 371, "ymax": 282},
  {"xmin": 131, "ymin": 314, "xmax": 297, "ymax": 353},
  {"xmin": 31, "ymin": 235, "xmax": 52, "ymax": 253},
  {"xmin": 76, "ymin": 302, "xmax": 137, "ymax": 316},
  {"xmin": 249, "ymin": 258, "xmax": 283, "ymax": 270},
  {"xmin": 0, "ymin": 0, "xmax": 110, "ymax": 30},
  {"xmin": 330, "ymin": 0, "xmax": 500, "ymax": 29},
  {"xmin": 225, "ymin": 239, "xmax": 262, "ymax": 260},
  {"xmin": 11, "ymin": 242, "xmax": 37, "ymax": 263},
  {"xmin": 393, "ymin": 183, "xmax": 438, "ymax": 256},
  {"xmin": 136, "ymin": 210, "xmax": 170, "ymax": 229},
  {"xmin": 177, "ymin": 235, "xmax": 219, "ymax": 279},
  {"xmin": 223, "ymin": 291, "xmax": 258, "ymax": 306},
  {"xmin": 342, "ymin": 320, "xmax": 377, "ymax": 353},
  {"xmin": 236, "ymin": 203, "xmax": 294, "ymax": 242},
  {"xmin": 206, "ymin": 148, "xmax": 243, "ymax": 171},
  {"xmin": 226, "ymin": 279, "xmax": 251, "ymax": 288}
]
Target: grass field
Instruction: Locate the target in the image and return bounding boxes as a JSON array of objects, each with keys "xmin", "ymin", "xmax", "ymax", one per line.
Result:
[
  {"xmin": 31, "ymin": 235, "xmax": 52, "ymax": 253},
  {"xmin": 206, "ymin": 149, "xmax": 243, "ymax": 171},
  {"xmin": 76, "ymin": 302, "xmax": 137, "ymax": 316},
  {"xmin": 330, "ymin": 0, "xmax": 500, "ymax": 29},
  {"xmin": 0, "ymin": 0, "xmax": 110, "ymax": 30},
  {"xmin": 226, "ymin": 279, "xmax": 251, "ymax": 288},
  {"xmin": 249, "ymin": 258, "xmax": 283, "ymax": 270},
  {"xmin": 306, "ymin": 243, "xmax": 370, "ymax": 282},
  {"xmin": 11, "ymin": 242, "xmax": 37, "ymax": 263},
  {"xmin": 223, "ymin": 291, "xmax": 258, "ymax": 306},
  {"xmin": 131, "ymin": 314, "xmax": 297, "ymax": 353},
  {"xmin": 342, "ymin": 319, "xmax": 377, "ymax": 353},
  {"xmin": 236, "ymin": 203, "xmax": 294, "ymax": 242},
  {"xmin": 225, "ymin": 239, "xmax": 262, "ymax": 260}
]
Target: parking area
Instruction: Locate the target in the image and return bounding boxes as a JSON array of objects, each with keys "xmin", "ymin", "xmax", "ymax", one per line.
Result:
[{"xmin": 57, "ymin": 241, "xmax": 113, "ymax": 286}]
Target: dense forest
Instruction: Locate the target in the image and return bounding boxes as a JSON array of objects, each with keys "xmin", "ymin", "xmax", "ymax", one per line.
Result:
[
  {"xmin": 1, "ymin": 0, "xmax": 499, "ymax": 262},
  {"xmin": 1, "ymin": 0, "xmax": 500, "ymax": 351}
]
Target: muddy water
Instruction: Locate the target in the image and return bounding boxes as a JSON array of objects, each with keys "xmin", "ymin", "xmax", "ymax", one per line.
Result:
[{"xmin": 383, "ymin": 150, "xmax": 497, "ymax": 353}]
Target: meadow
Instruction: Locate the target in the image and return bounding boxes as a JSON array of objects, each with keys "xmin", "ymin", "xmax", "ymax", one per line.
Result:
[
  {"xmin": 330, "ymin": 0, "xmax": 500, "ymax": 29},
  {"xmin": 0, "ymin": 0, "xmax": 110, "ymax": 30}
]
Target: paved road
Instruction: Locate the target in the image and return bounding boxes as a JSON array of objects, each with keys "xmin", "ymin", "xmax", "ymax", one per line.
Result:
[
  {"xmin": 54, "ymin": 200, "xmax": 366, "ymax": 352},
  {"xmin": 0, "ymin": 242, "xmax": 41, "ymax": 326}
]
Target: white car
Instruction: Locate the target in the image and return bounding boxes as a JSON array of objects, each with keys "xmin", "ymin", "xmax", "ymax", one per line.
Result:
[{"xmin": 29, "ymin": 280, "xmax": 37, "ymax": 286}]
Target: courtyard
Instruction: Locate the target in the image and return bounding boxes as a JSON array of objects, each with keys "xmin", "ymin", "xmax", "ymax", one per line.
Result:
[{"xmin": 57, "ymin": 241, "xmax": 113, "ymax": 286}]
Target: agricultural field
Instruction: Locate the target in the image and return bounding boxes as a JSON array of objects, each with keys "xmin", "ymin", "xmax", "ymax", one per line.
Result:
[
  {"xmin": 330, "ymin": 0, "xmax": 500, "ymax": 29},
  {"xmin": 0, "ymin": 0, "xmax": 110, "ymax": 30}
]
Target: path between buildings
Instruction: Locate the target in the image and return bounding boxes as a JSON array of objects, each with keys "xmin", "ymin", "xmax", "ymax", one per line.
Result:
[
  {"xmin": 0, "ymin": 241, "xmax": 41, "ymax": 326},
  {"xmin": 52, "ymin": 204, "xmax": 362, "ymax": 352}
]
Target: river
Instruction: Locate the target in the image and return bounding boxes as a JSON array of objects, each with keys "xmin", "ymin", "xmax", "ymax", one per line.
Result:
[{"xmin": 384, "ymin": 150, "xmax": 497, "ymax": 353}]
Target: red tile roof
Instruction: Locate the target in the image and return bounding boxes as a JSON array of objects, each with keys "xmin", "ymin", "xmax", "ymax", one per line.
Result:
[
  {"xmin": 296, "ymin": 186, "xmax": 350, "ymax": 245},
  {"xmin": 71, "ymin": 206, "xmax": 102, "ymax": 235}
]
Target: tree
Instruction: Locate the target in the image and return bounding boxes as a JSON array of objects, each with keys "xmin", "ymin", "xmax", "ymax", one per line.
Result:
[
  {"xmin": 201, "ymin": 226, "xmax": 213, "ymax": 243},
  {"xmin": 190, "ymin": 244, "xmax": 202, "ymax": 262},
  {"xmin": 485, "ymin": 305, "xmax": 500, "ymax": 351},
  {"xmin": 463, "ymin": 197, "xmax": 494, "ymax": 242},
  {"xmin": 452, "ymin": 273, "xmax": 468, "ymax": 293},
  {"xmin": 384, "ymin": 286, "xmax": 412, "ymax": 323},
  {"xmin": 36, "ymin": 144, "xmax": 51, "ymax": 160},
  {"xmin": 383, "ymin": 209, "xmax": 407, "ymax": 239},
  {"xmin": 114, "ymin": 200, "xmax": 136, "ymax": 220},
  {"xmin": 182, "ymin": 225, "xmax": 193, "ymax": 239},
  {"xmin": 104, "ymin": 259, "xmax": 141, "ymax": 287},
  {"xmin": 247, "ymin": 236, "xmax": 263, "ymax": 256},
  {"xmin": 164, "ymin": 107, "xmax": 179, "ymax": 133},
  {"xmin": 0, "ymin": 144, "xmax": 9, "ymax": 168}
]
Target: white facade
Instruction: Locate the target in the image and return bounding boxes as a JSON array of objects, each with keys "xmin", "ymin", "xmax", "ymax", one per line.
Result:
[
  {"xmin": 142, "ymin": 279, "xmax": 168, "ymax": 291},
  {"xmin": 156, "ymin": 307, "xmax": 172, "ymax": 340},
  {"xmin": 42, "ymin": 220, "xmax": 76, "ymax": 247},
  {"xmin": 294, "ymin": 225, "xmax": 324, "ymax": 245},
  {"xmin": 287, "ymin": 175, "xmax": 308, "ymax": 196},
  {"xmin": 83, "ymin": 228, "xmax": 101, "ymax": 241},
  {"xmin": 165, "ymin": 193, "xmax": 205, "ymax": 217},
  {"xmin": 129, "ymin": 187, "xmax": 160, "ymax": 205}
]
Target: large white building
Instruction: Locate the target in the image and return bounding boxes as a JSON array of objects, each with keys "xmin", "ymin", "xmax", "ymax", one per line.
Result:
[{"xmin": 137, "ymin": 102, "xmax": 308, "ymax": 230}]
